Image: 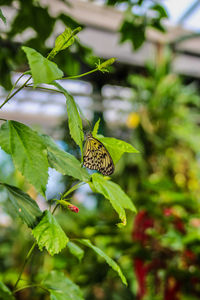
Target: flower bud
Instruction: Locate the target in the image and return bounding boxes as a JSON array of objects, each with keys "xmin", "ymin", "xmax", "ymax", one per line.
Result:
[{"xmin": 68, "ymin": 204, "xmax": 79, "ymax": 213}]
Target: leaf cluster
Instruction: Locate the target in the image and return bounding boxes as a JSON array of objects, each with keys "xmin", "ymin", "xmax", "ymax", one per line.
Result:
[
  {"xmin": 0, "ymin": 25, "xmax": 138, "ymax": 299},
  {"xmin": 105, "ymin": 0, "xmax": 168, "ymax": 49}
]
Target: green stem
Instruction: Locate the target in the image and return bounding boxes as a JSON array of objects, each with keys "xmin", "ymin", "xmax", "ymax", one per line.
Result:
[
  {"xmin": 25, "ymin": 84, "xmax": 63, "ymax": 94},
  {"xmin": 52, "ymin": 203, "xmax": 60, "ymax": 214},
  {"xmin": 63, "ymin": 68, "xmax": 99, "ymax": 80},
  {"xmin": 0, "ymin": 76, "xmax": 31, "ymax": 110},
  {"xmin": 4, "ymin": 73, "xmax": 25, "ymax": 102},
  {"xmin": 13, "ymin": 283, "xmax": 48, "ymax": 294},
  {"xmin": 13, "ymin": 241, "xmax": 37, "ymax": 290}
]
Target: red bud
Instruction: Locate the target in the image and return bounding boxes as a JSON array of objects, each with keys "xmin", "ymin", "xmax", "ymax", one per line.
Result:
[{"xmin": 68, "ymin": 204, "xmax": 79, "ymax": 213}]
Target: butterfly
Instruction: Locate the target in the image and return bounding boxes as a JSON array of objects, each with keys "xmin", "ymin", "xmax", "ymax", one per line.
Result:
[{"xmin": 83, "ymin": 133, "xmax": 114, "ymax": 176}]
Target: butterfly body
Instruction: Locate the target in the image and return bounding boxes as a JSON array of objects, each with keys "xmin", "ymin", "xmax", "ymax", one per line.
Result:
[{"xmin": 83, "ymin": 133, "xmax": 114, "ymax": 176}]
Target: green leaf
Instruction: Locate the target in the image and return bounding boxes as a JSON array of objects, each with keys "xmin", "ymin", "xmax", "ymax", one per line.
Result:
[
  {"xmin": 42, "ymin": 135, "xmax": 90, "ymax": 182},
  {"xmin": 0, "ymin": 281, "xmax": 15, "ymax": 300},
  {"xmin": 0, "ymin": 121, "xmax": 49, "ymax": 196},
  {"xmin": 54, "ymin": 27, "xmax": 75, "ymax": 50},
  {"xmin": 120, "ymin": 19, "xmax": 145, "ymax": 50},
  {"xmin": 92, "ymin": 173, "xmax": 136, "ymax": 225},
  {"xmin": 43, "ymin": 271, "xmax": 84, "ymax": 300},
  {"xmin": 48, "ymin": 27, "xmax": 81, "ymax": 60},
  {"xmin": 67, "ymin": 241, "xmax": 84, "ymax": 261},
  {"xmin": 150, "ymin": 18, "xmax": 166, "ymax": 32},
  {"xmin": 0, "ymin": 9, "xmax": 6, "ymax": 24},
  {"xmin": 0, "ymin": 122, "xmax": 11, "ymax": 154},
  {"xmin": 66, "ymin": 94, "xmax": 84, "ymax": 153},
  {"xmin": 22, "ymin": 46, "xmax": 63, "ymax": 86},
  {"xmin": 77, "ymin": 239, "xmax": 127, "ymax": 286},
  {"xmin": 1, "ymin": 183, "xmax": 42, "ymax": 228},
  {"xmin": 32, "ymin": 210, "xmax": 68, "ymax": 255},
  {"xmin": 97, "ymin": 136, "xmax": 139, "ymax": 164},
  {"xmin": 151, "ymin": 4, "xmax": 168, "ymax": 18},
  {"xmin": 53, "ymin": 82, "xmax": 84, "ymax": 153},
  {"xmin": 92, "ymin": 119, "xmax": 100, "ymax": 137}
]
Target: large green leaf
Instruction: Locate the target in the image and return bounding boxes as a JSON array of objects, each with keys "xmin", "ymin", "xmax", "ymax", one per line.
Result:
[
  {"xmin": 32, "ymin": 210, "xmax": 68, "ymax": 255},
  {"xmin": 97, "ymin": 136, "xmax": 139, "ymax": 164},
  {"xmin": 2, "ymin": 183, "xmax": 42, "ymax": 228},
  {"xmin": 22, "ymin": 46, "xmax": 63, "ymax": 86},
  {"xmin": 53, "ymin": 82, "xmax": 84, "ymax": 153},
  {"xmin": 43, "ymin": 271, "xmax": 84, "ymax": 300},
  {"xmin": 67, "ymin": 241, "xmax": 84, "ymax": 261},
  {"xmin": 92, "ymin": 173, "xmax": 136, "ymax": 225},
  {"xmin": 42, "ymin": 135, "xmax": 90, "ymax": 182},
  {"xmin": 0, "ymin": 121, "xmax": 49, "ymax": 196},
  {"xmin": 77, "ymin": 239, "xmax": 127, "ymax": 286},
  {"xmin": 0, "ymin": 281, "xmax": 15, "ymax": 300}
]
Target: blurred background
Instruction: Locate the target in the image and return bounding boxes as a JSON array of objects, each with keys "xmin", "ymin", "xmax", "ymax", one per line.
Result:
[{"xmin": 1, "ymin": 0, "xmax": 200, "ymax": 299}]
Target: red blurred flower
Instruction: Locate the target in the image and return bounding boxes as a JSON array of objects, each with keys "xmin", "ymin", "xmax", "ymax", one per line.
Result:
[
  {"xmin": 174, "ymin": 218, "xmax": 185, "ymax": 234},
  {"xmin": 163, "ymin": 207, "xmax": 185, "ymax": 233},
  {"xmin": 164, "ymin": 277, "xmax": 180, "ymax": 300},
  {"xmin": 134, "ymin": 259, "xmax": 150, "ymax": 299},
  {"xmin": 132, "ymin": 210, "xmax": 154, "ymax": 244},
  {"xmin": 164, "ymin": 208, "xmax": 173, "ymax": 216}
]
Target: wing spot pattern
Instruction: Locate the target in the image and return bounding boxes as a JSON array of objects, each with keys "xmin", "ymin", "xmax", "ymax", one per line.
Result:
[{"xmin": 83, "ymin": 135, "xmax": 114, "ymax": 176}]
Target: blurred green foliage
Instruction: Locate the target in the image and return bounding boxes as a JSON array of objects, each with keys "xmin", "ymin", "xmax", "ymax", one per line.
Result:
[
  {"xmin": 105, "ymin": 0, "xmax": 168, "ymax": 49},
  {"xmin": 112, "ymin": 52, "xmax": 200, "ymax": 299},
  {"xmin": 0, "ymin": 0, "xmax": 168, "ymax": 89}
]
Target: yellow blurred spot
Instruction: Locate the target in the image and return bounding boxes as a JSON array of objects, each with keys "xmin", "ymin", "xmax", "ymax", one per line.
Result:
[
  {"xmin": 83, "ymin": 226, "xmax": 96, "ymax": 237},
  {"xmin": 19, "ymin": 208, "xmax": 21, "ymax": 212},
  {"xmin": 188, "ymin": 178, "xmax": 199, "ymax": 190},
  {"xmin": 174, "ymin": 173, "xmax": 185, "ymax": 187},
  {"xmin": 126, "ymin": 112, "xmax": 140, "ymax": 128},
  {"xmin": 168, "ymin": 277, "xmax": 176, "ymax": 289}
]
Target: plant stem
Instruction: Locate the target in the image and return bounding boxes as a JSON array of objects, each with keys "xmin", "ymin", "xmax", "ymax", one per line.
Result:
[
  {"xmin": 25, "ymin": 84, "xmax": 63, "ymax": 94},
  {"xmin": 13, "ymin": 283, "xmax": 49, "ymax": 294},
  {"xmin": 13, "ymin": 241, "xmax": 37, "ymax": 290},
  {"xmin": 0, "ymin": 76, "xmax": 31, "ymax": 110},
  {"xmin": 63, "ymin": 68, "xmax": 99, "ymax": 80},
  {"xmin": 52, "ymin": 203, "xmax": 60, "ymax": 215},
  {"xmin": 4, "ymin": 73, "xmax": 25, "ymax": 102}
]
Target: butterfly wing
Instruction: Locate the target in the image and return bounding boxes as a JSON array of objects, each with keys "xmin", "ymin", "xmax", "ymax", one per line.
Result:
[{"xmin": 83, "ymin": 136, "xmax": 114, "ymax": 176}]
